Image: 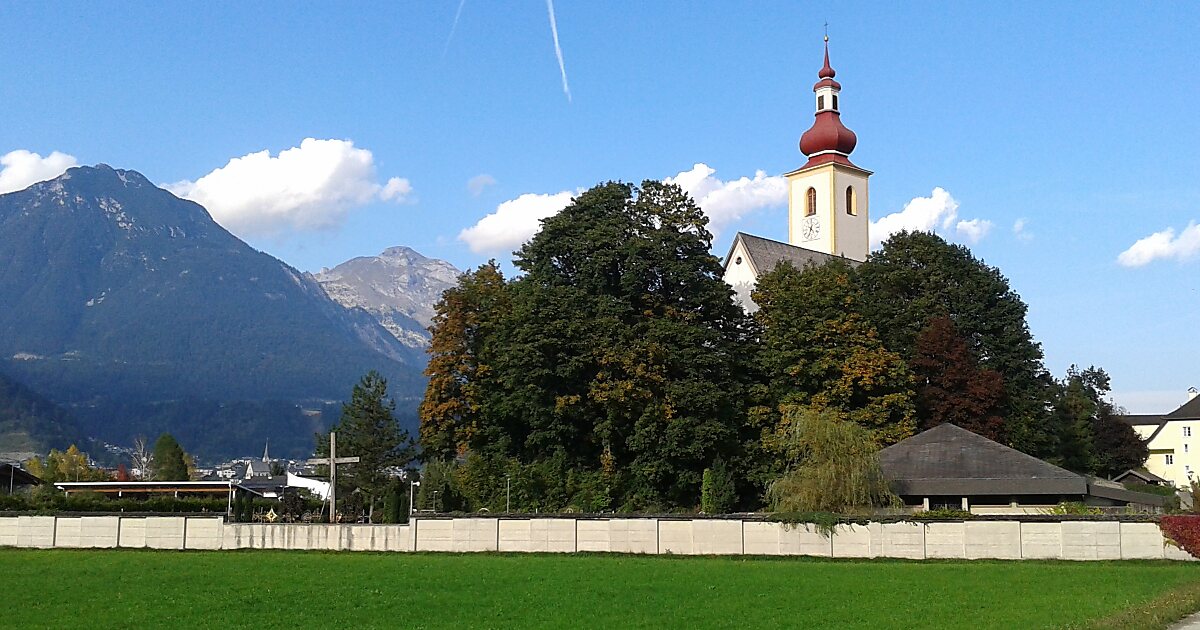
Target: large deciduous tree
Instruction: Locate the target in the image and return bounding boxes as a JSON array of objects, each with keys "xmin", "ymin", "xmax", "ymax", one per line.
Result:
[
  {"xmin": 752, "ymin": 259, "xmax": 917, "ymax": 451},
  {"xmin": 418, "ymin": 261, "xmax": 509, "ymax": 461},
  {"xmin": 421, "ymin": 180, "xmax": 755, "ymax": 510},
  {"xmin": 855, "ymin": 231, "xmax": 1054, "ymax": 456},
  {"xmin": 911, "ymin": 315, "xmax": 1007, "ymax": 442},
  {"xmin": 1049, "ymin": 366, "xmax": 1148, "ymax": 476}
]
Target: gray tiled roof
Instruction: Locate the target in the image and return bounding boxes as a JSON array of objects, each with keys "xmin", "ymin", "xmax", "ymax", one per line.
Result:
[
  {"xmin": 1119, "ymin": 414, "xmax": 1167, "ymax": 426},
  {"xmin": 878, "ymin": 423, "xmax": 1086, "ymax": 496},
  {"xmin": 725, "ymin": 232, "xmax": 851, "ymax": 276},
  {"xmin": 1166, "ymin": 396, "xmax": 1200, "ymax": 420}
]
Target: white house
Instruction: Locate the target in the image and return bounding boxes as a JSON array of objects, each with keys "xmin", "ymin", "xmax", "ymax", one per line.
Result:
[{"xmin": 1123, "ymin": 387, "xmax": 1200, "ymax": 488}]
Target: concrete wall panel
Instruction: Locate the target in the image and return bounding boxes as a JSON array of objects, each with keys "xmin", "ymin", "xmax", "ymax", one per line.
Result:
[
  {"xmin": 144, "ymin": 517, "xmax": 186, "ymax": 550},
  {"xmin": 1020, "ymin": 522, "xmax": 1061, "ymax": 559},
  {"xmin": 608, "ymin": 519, "xmax": 658, "ymax": 554},
  {"xmin": 924, "ymin": 522, "xmax": 966, "ymax": 559},
  {"xmin": 1120, "ymin": 522, "xmax": 1165, "ymax": 560},
  {"xmin": 1062, "ymin": 521, "xmax": 1121, "ymax": 560},
  {"xmin": 54, "ymin": 518, "xmax": 82, "ymax": 548},
  {"xmin": 17, "ymin": 516, "xmax": 56, "ymax": 548},
  {"xmin": 693, "ymin": 520, "xmax": 744, "ymax": 555},
  {"xmin": 658, "ymin": 520, "xmax": 694, "ymax": 555},
  {"xmin": 0, "ymin": 517, "xmax": 19, "ymax": 547},
  {"xmin": 880, "ymin": 522, "xmax": 925, "ymax": 559},
  {"xmin": 79, "ymin": 516, "xmax": 120, "ymax": 548},
  {"xmin": 965, "ymin": 521, "xmax": 1021, "ymax": 560},
  {"xmin": 184, "ymin": 518, "xmax": 224, "ymax": 550},
  {"xmin": 742, "ymin": 521, "xmax": 783, "ymax": 555},
  {"xmin": 831, "ymin": 523, "xmax": 875, "ymax": 558},
  {"xmin": 119, "ymin": 517, "xmax": 146, "ymax": 548}
]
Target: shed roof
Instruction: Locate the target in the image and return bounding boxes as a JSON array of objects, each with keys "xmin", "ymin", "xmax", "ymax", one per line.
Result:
[
  {"xmin": 1, "ymin": 463, "xmax": 43, "ymax": 487},
  {"xmin": 879, "ymin": 423, "xmax": 1087, "ymax": 496}
]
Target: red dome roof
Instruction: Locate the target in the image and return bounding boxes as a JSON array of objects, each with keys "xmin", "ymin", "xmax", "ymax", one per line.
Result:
[{"xmin": 800, "ymin": 111, "xmax": 857, "ymax": 156}]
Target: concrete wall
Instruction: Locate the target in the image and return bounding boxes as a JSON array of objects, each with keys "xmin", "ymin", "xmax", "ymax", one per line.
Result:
[{"xmin": 0, "ymin": 515, "xmax": 1193, "ymax": 561}]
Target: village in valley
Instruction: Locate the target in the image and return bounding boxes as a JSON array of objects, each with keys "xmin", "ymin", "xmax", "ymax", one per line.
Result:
[{"xmin": 1, "ymin": 4, "xmax": 1198, "ymax": 629}]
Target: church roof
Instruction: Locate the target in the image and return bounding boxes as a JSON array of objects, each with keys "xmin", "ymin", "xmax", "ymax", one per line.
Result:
[{"xmin": 724, "ymin": 232, "xmax": 848, "ymax": 277}]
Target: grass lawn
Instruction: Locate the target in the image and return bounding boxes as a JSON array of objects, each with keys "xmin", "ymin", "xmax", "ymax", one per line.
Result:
[{"xmin": 3, "ymin": 549, "xmax": 1200, "ymax": 629}]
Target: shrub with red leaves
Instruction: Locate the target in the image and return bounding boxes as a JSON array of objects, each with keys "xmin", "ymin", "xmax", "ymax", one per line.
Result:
[{"xmin": 1160, "ymin": 515, "xmax": 1200, "ymax": 558}]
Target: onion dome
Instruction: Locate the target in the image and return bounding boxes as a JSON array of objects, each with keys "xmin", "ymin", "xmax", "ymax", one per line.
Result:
[{"xmin": 798, "ymin": 39, "xmax": 858, "ymax": 168}]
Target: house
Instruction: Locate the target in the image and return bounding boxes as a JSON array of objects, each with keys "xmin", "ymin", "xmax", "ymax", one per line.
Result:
[
  {"xmin": 1120, "ymin": 387, "xmax": 1200, "ymax": 488},
  {"xmin": 1111, "ymin": 468, "xmax": 1170, "ymax": 487},
  {"xmin": 1, "ymin": 463, "xmax": 42, "ymax": 495},
  {"xmin": 878, "ymin": 423, "xmax": 1165, "ymax": 514}
]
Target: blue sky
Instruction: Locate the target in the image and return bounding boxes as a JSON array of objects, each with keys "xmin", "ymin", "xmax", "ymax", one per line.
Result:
[{"xmin": 1, "ymin": 2, "xmax": 1196, "ymax": 412}]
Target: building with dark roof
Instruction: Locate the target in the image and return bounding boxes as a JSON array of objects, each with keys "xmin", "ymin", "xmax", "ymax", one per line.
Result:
[
  {"xmin": 879, "ymin": 423, "xmax": 1165, "ymax": 514},
  {"xmin": 2, "ymin": 463, "xmax": 42, "ymax": 495},
  {"xmin": 1120, "ymin": 388, "xmax": 1199, "ymax": 488}
]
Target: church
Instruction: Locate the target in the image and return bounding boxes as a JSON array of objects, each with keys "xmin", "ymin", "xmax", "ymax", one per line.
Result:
[{"xmin": 723, "ymin": 38, "xmax": 870, "ymax": 311}]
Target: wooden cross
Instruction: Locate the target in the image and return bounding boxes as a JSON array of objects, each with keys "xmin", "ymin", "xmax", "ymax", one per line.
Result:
[{"xmin": 305, "ymin": 432, "xmax": 360, "ymax": 522}]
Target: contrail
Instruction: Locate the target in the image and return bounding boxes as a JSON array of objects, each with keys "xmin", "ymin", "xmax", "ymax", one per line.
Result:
[
  {"xmin": 442, "ymin": 0, "xmax": 467, "ymax": 58},
  {"xmin": 545, "ymin": 0, "xmax": 571, "ymax": 102}
]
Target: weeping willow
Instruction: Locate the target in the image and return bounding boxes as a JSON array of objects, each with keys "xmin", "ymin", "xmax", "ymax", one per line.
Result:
[{"xmin": 767, "ymin": 406, "xmax": 900, "ymax": 514}]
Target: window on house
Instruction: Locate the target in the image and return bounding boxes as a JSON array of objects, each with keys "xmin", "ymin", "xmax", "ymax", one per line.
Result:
[
  {"xmin": 846, "ymin": 186, "xmax": 857, "ymax": 216},
  {"xmin": 818, "ymin": 95, "xmax": 826, "ymax": 110},
  {"xmin": 1167, "ymin": 454, "xmax": 1175, "ymax": 465},
  {"xmin": 806, "ymin": 187, "xmax": 817, "ymax": 217},
  {"xmin": 1185, "ymin": 427, "xmax": 1193, "ymax": 437}
]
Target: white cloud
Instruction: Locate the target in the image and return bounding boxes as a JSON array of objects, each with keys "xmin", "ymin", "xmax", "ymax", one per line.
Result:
[
  {"xmin": 955, "ymin": 218, "xmax": 993, "ymax": 244},
  {"xmin": 665, "ymin": 163, "xmax": 787, "ymax": 234},
  {"xmin": 1013, "ymin": 218, "xmax": 1033, "ymax": 242},
  {"xmin": 458, "ymin": 190, "xmax": 576, "ymax": 254},
  {"xmin": 458, "ymin": 163, "xmax": 787, "ymax": 254},
  {"xmin": 467, "ymin": 174, "xmax": 497, "ymax": 196},
  {"xmin": 166, "ymin": 138, "xmax": 412, "ymax": 237},
  {"xmin": 1117, "ymin": 221, "xmax": 1200, "ymax": 267},
  {"xmin": 0, "ymin": 150, "xmax": 78, "ymax": 194},
  {"xmin": 869, "ymin": 187, "xmax": 993, "ymax": 248}
]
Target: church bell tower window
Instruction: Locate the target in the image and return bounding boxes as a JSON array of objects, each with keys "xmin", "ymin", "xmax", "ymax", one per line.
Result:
[
  {"xmin": 846, "ymin": 186, "xmax": 856, "ymax": 215},
  {"xmin": 806, "ymin": 187, "xmax": 817, "ymax": 216},
  {"xmin": 818, "ymin": 95, "xmax": 825, "ymax": 110}
]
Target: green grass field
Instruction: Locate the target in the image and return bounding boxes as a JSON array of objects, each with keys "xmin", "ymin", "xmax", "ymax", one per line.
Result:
[{"xmin": 3, "ymin": 549, "xmax": 1200, "ymax": 629}]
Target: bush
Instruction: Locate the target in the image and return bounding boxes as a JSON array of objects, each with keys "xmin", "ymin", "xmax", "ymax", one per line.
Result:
[
  {"xmin": 1160, "ymin": 515, "xmax": 1200, "ymax": 558},
  {"xmin": 910, "ymin": 508, "xmax": 974, "ymax": 520},
  {"xmin": 1049, "ymin": 502, "xmax": 1102, "ymax": 515}
]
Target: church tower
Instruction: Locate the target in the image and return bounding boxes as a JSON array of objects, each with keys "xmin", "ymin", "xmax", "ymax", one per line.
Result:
[{"xmin": 786, "ymin": 37, "xmax": 871, "ymax": 261}]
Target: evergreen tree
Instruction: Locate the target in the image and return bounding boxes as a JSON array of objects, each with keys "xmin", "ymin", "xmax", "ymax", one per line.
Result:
[
  {"xmin": 700, "ymin": 458, "xmax": 736, "ymax": 514},
  {"xmin": 317, "ymin": 371, "xmax": 416, "ymax": 515},
  {"xmin": 911, "ymin": 315, "xmax": 1007, "ymax": 442},
  {"xmin": 1049, "ymin": 366, "xmax": 1147, "ymax": 476},
  {"xmin": 152, "ymin": 434, "xmax": 189, "ymax": 481}
]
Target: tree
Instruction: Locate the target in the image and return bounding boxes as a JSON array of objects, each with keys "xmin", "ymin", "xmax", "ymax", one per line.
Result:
[
  {"xmin": 25, "ymin": 444, "xmax": 109, "ymax": 482},
  {"xmin": 419, "ymin": 262, "xmax": 510, "ymax": 461},
  {"xmin": 130, "ymin": 436, "xmax": 153, "ymax": 481},
  {"xmin": 317, "ymin": 371, "xmax": 416, "ymax": 518},
  {"xmin": 855, "ymin": 231, "xmax": 1054, "ymax": 457},
  {"xmin": 1049, "ymin": 366, "xmax": 1147, "ymax": 476},
  {"xmin": 766, "ymin": 406, "xmax": 900, "ymax": 514},
  {"xmin": 420, "ymin": 181, "xmax": 755, "ymax": 510},
  {"xmin": 911, "ymin": 315, "xmax": 1007, "ymax": 441},
  {"xmin": 752, "ymin": 259, "xmax": 917, "ymax": 451},
  {"xmin": 701, "ymin": 458, "xmax": 736, "ymax": 514},
  {"xmin": 152, "ymin": 434, "xmax": 189, "ymax": 481}
]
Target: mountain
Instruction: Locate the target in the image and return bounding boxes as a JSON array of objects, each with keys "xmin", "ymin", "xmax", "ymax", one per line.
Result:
[
  {"xmin": 315, "ymin": 246, "xmax": 460, "ymax": 347},
  {"xmin": 0, "ymin": 370, "xmax": 86, "ymax": 463},
  {"xmin": 0, "ymin": 165, "xmax": 425, "ymax": 459}
]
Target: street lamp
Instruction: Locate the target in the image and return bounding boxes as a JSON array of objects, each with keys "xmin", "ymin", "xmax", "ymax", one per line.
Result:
[{"xmin": 409, "ymin": 480, "xmax": 421, "ymax": 518}]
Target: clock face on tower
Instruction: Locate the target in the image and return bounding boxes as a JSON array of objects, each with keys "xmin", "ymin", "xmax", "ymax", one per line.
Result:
[{"xmin": 800, "ymin": 216, "xmax": 821, "ymax": 241}]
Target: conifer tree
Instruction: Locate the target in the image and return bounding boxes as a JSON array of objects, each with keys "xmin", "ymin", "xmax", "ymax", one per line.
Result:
[{"xmin": 152, "ymin": 434, "xmax": 189, "ymax": 481}]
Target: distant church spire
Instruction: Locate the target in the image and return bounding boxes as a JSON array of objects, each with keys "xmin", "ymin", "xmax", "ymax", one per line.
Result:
[{"xmin": 263, "ymin": 439, "xmax": 270, "ymax": 463}]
